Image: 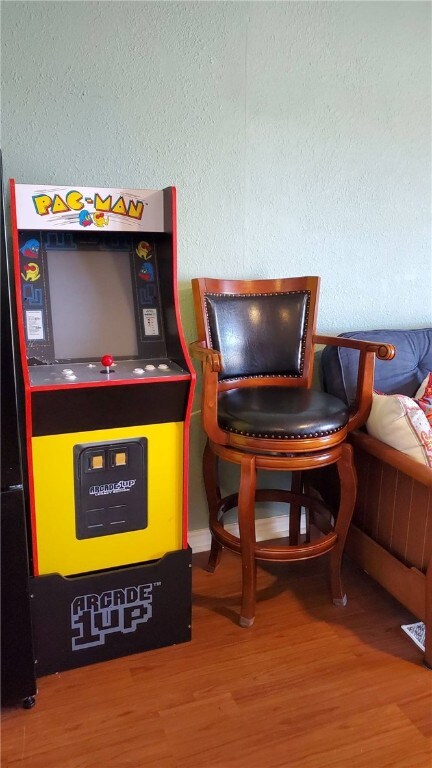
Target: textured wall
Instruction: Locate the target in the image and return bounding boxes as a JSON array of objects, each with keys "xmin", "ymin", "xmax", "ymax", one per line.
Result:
[{"xmin": 2, "ymin": 1, "xmax": 431, "ymax": 529}]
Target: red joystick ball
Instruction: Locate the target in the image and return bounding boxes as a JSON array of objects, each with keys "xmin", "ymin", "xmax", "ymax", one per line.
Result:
[{"xmin": 101, "ymin": 355, "xmax": 114, "ymax": 368}]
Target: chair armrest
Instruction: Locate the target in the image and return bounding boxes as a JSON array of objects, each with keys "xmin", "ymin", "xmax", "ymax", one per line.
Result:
[
  {"xmin": 313, "ymin": 334, "xmax": 396, "ymax": 432},
  {"xmin": 188, "ymin": 341, "xmax": 228, "ymax": 444},
  {"xmin": 314, "ymin": 335, "xmax": 395, "ymax": 360},
  {"xmin": 189, "ymin": 340, "xmax": 222, "ymax": 373}
]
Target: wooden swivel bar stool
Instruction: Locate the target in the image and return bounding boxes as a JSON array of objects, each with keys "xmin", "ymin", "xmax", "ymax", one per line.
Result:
[{"xmin": 190, "ymin": 276, "xmax": 394, "ymax": 627}]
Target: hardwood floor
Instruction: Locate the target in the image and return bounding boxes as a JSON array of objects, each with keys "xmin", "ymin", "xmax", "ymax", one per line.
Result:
[{"xmin": 2, "ymin": 551, "xmax": 431, "ymax": 768}]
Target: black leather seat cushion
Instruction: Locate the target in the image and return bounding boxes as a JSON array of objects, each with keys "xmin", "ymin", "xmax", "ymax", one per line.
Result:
[{"xmin": 217, "ymin": 387, "xmax": 348, "ymax": 439}]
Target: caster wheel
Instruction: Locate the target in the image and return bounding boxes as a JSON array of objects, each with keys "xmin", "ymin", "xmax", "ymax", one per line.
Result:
[{"xmin": 22, "ymin": 696, "xmax": 36, "ymax": 709}]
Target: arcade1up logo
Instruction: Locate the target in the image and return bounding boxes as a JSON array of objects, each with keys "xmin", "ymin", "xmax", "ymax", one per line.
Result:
[{"xmin": 71, "ymin": 583, "xmax": 155, "ymax": 650}]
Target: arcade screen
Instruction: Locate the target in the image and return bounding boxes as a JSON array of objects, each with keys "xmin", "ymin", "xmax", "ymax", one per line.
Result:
[{"xmin": 46, "ymin": 248, "xmax": 139, "ymax": 360}]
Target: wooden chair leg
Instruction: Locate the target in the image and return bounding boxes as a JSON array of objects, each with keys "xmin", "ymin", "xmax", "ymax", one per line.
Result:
[
  {"xmin": 202, "ymin": 440, "xmax": 223, "ymax": 573},
  {"xmin": 330, "ymin": 443, "xmax": 357, "ymax": 606},
  {"xmin": 289, "ymin": 472, "xmax": 303, "ymax": 545},
  {"xmin": 237, "ymin": 454, "xmax": 257, "ymax": 627}
]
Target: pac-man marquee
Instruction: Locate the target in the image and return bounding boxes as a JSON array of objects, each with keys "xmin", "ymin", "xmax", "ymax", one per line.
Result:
[{"xmin": 9, "ymin": 181, "xmax": 195, "ymax": 674}]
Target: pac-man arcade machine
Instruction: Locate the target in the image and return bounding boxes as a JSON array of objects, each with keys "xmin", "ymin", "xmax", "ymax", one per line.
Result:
[{"xmin": 9, "ymin": 181, "xmax": 195, "ymax": 675}]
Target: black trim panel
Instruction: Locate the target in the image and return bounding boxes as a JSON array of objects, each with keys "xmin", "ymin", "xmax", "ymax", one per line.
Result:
[
  {"xmin": 1, "ymin": 489, "xmax": 37, "ymax": 703},
  {"xmin": 31, "ymin": 380, "xmax": 190, "ymax": 436}
]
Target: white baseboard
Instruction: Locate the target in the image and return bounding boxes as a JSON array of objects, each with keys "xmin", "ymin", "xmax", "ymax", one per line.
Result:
[{"xmin": 189, "ymin": 514, "xmax": 305, "ymax": 554}]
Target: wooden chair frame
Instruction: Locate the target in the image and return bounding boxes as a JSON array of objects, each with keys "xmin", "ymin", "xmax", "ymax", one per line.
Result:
[{"xmin": 190, "ymin": 276, "xmax": 395, "ymax": 626}]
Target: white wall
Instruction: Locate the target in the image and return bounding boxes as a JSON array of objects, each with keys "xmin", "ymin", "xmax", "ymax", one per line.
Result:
[{"xmin": 2, "ymin": 1, "xmax": 431, "ymax": 529}]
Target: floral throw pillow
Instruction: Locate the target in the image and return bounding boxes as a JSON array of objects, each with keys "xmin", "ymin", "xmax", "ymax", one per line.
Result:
[
  {"xmin": 415, "ymin": 372, "xmax": 432, "ymax": 425},
  {"xmin": 366, "ymin": 376, "xmax": 432, "ymax": 466}
]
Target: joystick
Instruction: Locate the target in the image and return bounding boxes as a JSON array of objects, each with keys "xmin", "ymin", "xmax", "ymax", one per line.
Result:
[{"xmin": 101, "ymin": 354, "xmax": 115, "ymax": 375}]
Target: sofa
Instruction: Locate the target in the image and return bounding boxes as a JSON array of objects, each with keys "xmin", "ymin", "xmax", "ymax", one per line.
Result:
[{"xmin": 316, "ymin": 328, "xmax": 432, "ymax": 667}]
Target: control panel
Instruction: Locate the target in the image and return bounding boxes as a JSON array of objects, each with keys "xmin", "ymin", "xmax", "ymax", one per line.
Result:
[{"xmin": 28, "ymin": 357, "xmax": 188, "ymax": 387}]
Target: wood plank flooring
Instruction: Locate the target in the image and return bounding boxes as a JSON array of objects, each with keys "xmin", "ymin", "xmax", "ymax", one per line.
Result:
[{"xmin": 2, "ymin": 551, "xmax": 432, "ymax": 768}]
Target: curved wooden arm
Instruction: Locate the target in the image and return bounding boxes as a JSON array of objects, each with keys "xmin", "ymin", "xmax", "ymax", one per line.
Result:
[
  {"xmin": 313, "ymin": 334, "xmax": 396, "ymax": 432},
  {"xmin": 314, "ymin": 335, "xmax": 395, "ymax": 361},
  {"xmin": 189, "ymin": 340, "xmax": 222, "ymax": 373}
]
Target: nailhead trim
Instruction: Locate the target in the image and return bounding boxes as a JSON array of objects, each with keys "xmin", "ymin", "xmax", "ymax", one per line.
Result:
[
  {"xmin": 223, "ymin": 424, "xmax": 346, "ymax": 439},
  {"xmin": 222, "ymin": 373, "xmax": 301, "ymax": 382}
]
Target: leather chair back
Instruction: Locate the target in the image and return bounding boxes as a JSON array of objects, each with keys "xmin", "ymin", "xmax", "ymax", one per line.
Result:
[
  {"xmin": 192, "ymin": 277, "xmax": 320, "ymax": 388},
  {"xmin": 204, "ymin": 291, "xmax": 310, "ymax": 381}
]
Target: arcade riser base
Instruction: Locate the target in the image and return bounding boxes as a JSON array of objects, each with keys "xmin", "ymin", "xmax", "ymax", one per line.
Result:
[{"xmin": 30, "ymin": 547, "xmax": 191, "ymax": 676}]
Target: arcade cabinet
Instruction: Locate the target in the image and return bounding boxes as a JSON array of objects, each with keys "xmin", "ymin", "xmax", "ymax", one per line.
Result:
[
  {"xmin": 1, "ymin": 156, "xmax": 37, "ymax": 707},
  {"xmin": 8, "ymin": 181, "xmax": 195, "ymax": 675}
]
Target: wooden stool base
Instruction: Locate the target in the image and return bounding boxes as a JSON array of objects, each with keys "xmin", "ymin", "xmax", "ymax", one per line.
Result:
[{"xmin": 203, "ymin": 439, "xmax": 357, "ymax": 626}]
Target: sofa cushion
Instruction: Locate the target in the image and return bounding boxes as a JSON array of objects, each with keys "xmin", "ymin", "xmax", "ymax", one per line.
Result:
[
  {"xmin": 321, "ymin": 329, "xmax": 432, "ymax": 407},
  {"xmin": 366, "ymin": 392, "xmax": 432, "ymax": 466}
]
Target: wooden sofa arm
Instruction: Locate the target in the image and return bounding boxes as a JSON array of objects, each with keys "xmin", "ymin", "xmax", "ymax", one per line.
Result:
[
  {"xmin": 350, "ymin": 430, "xmax": 432, "ymax": 488},
  {"xmin": 313, "ymin": 334, "xmax": 396, "ymax": 432}
]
